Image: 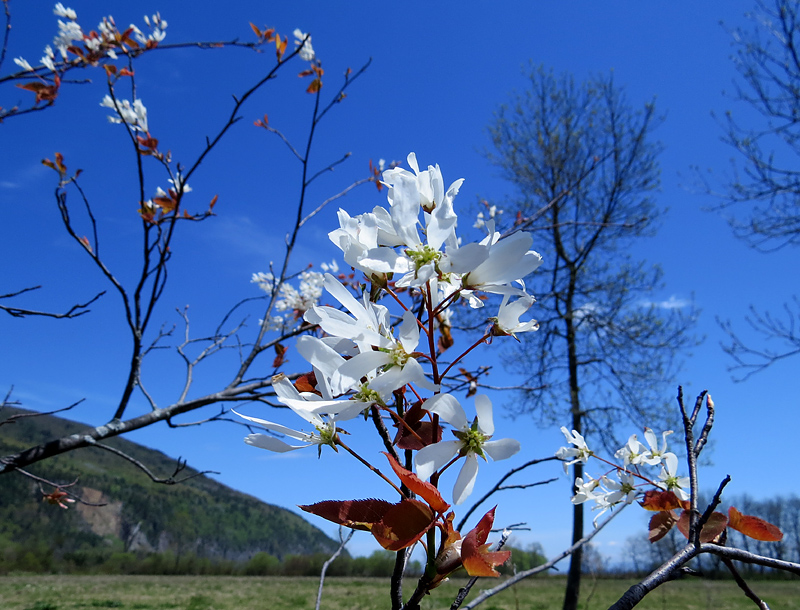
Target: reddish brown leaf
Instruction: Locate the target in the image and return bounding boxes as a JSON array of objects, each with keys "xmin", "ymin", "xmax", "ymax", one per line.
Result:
[
  {"xmin": 208, "ymin": 194, "xmax": 218, "ymax": 211},
  {"xmin": 728, "ymin": 506, "xmax": 783, "ymax": 542},
  {"xmin": 676, "ymin": 510, "xmax": 728, "ymax": 543},
  {"xmin": 461, "ymin": 507, "xmax": 510, "ymax": 577},
  {"xmin": 437, "ymin": 322, "xmax": 454, "ymax": 354},
  {"xmin": 392, "ymin": 401, "xmax": 442, "ymax": 450},
  {"xmin": 639, "ymin": 489, "xmax": 690, "ymax": 512},
  {"xmin": 249, "ymin": 22, "xmax": 262, "ymax": 38},
  {"xmin": 275, "ymin": 35, "xmax": 287, "ymax": 61},
  {"xmin": 371, "ymin": 499, "xmax": 434, "ymax": 551},
  {"xmin": 382, "ymin": 452, "xmax": 449, "ymax": 514},
  {"xmin": 299, "ymin": 498, "xmax": 393, "ymax": 531},
  {"xmin": 294, "ymin": 371, "xmax": 319, "ymax": 394},
  {"xmin": 272, "ymin": 343, "xmax": 287, "ymax": 369},
  {"xmin": 648, "ymin": 510, "xmax": 678, "ymax": 543},
  {"xmin": 306, "ymin": 78, "xmax": 322, "ymax": 94}
]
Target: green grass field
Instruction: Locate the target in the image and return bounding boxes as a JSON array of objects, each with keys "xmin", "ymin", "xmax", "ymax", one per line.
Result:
[{"xmin": 1, "ymin": 575, "xmax": 798, "ymax": 610}]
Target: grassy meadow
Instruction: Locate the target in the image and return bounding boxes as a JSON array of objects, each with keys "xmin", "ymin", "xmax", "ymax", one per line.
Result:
[{"xmin": 1, "ymin": 574, "xmax": 799, "ymax": 610}]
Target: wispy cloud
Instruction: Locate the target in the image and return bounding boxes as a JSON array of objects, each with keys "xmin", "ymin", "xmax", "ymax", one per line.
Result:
[
  {"xmin": 0, "ymin": 181, "xmax": 20, "ymax": 189},
  {"xmin": 640, "ymin": 295, "xmax": 691, "ymax": 310}
]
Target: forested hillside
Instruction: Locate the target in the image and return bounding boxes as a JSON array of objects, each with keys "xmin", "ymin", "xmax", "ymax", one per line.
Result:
[{"xmin": 0, "ymin": 408, "xmax": 341, "ymax": 572}]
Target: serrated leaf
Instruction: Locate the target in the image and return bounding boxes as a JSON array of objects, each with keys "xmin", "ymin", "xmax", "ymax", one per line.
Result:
[
  {"xmin": 461, "ymin": 507, "xmax": 510, "ymax": 577},
  {"xmin": 382, "ymin": 452, "xmax": 449, "ymax": 514},
  {"xmin": 370, "ymin": 499, "xmax": 434, "ymax": 551},
  {"xmin": 298, "ymin": 498, "xmax": 393, "ymax": 531},
  {"xmin": 728, "ymin": 506, "xmax": 783, "ymax": 542}
]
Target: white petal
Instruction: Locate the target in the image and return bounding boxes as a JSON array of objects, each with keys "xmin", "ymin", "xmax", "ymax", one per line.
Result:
[
  {"xmin": 296, "ymin": 335, "xmax": 345, "ymax": 380},
  {"xmin": 331, "ymin": 350, "xmax": 390, "ymax": 394},
  {"xmin": 245, "ymin": 433, "xmax": 309, "ymax": 453},
  {"xmin": 442, "ymin": 242, "xmax": 489, "ymax": 274},
  {"xmin": 484, "ymin": 438, "xmax": 521, "ymax": 461},
  {"xmin": 234, "ymin": 410, "xmax": 313, "ymax": 441},
  {"xmin": 453, "ymin": 454, "xmax": 479, "ymax": 505},
  {"xmin": 473, "ymin": 394, "xmax": 494, "ymax": 435},
  {"xmin": 324, "ymin": 274, "xmax": 366, "ymax": 321},
  {"xmin": 423, "ymin": 394, "xmax": 468, "ymax": 429},
  {"xmin": 643, "ymin": 428, "xmax": 657, "ymax": 451},
  {"xmin": 414, "ymin": 440, "xmax": 461, "ymax": 481},
  {"xmin": 399, "ymin": 309, "xmax": 420, "ymax": 353},
  {"xmin": 663, "ymin": 452, "xmax": 679, "ymax": 475}
]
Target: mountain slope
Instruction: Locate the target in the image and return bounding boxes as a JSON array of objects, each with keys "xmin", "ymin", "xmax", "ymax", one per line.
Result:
[{"xmin": 0, "ymin": 407, "xmax": 340, "ymax": 562}]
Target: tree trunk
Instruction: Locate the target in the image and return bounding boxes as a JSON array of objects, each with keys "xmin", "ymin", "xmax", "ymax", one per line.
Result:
[
  {"xmin": 563, "ymin": 462, "xmax": 584, "ymax": 610},
  {"xmin": 562, "ymin": 282, "xmax": 582, "ymax": 610}
]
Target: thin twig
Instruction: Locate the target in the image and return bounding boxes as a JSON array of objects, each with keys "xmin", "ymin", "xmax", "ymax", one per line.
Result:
[{"xmin": 315, "ymin": 526, "xmax": 354, "ymax": 610}]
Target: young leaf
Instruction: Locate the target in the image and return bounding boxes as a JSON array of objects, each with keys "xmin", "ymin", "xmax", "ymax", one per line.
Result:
[
  {"xmin": 370, "ymin": 499, "xmax": 434, "ymax": 551},
  {"xmin": 382, "ymin": 452, "xmax": 449, "ymax": 514},
  {"xmin": 639, "ymin": 489, "xmax": 689, "ymax": 512},
  {"xmin": 461, "ymin": 507, "xmax": 510, "ymax": 577},
  {"xmin": 728, "ymin": 506, "xmax": 783, "ymax": 542},
  {"xmin": 392, "ymin": 400, "xmax": 442, "ymax": 450},
  {"xmin": 298, "ymin": 498, "xmax": 392, "ymax": 531},
  {"xmin": 676, "ymin": 510, "xmax": 728, "ymax": 543},
  {"xmin": 648, "ymin": 510, "xmax": 678, "ymax": 543}
]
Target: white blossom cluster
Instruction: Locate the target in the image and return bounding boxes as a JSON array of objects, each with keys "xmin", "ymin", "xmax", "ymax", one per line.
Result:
[
  {"xmin": 251, "ymin": 262, "xmax": 338, "ymax": 331},
  {"xmin": 100, "ymin": 95, "xmax": 148, "ymax": 132},
  {"xmin": 557, "ymin": 426, "xmax": 691, "ymax": 525},
  {"xmin": 13, "ymin": 4, "xmax": 168, "ymax": 74},
  {"xmin": 237, "ymin": 153, "xmax": 544, "ymax": 505}
]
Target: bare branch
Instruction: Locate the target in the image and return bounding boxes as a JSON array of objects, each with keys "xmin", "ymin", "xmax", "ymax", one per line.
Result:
[
  {"xmin": 461, "ymin": 505, "xmax": 627, "ymax": 610},
  {"xmin": 0, "ymin": 286, "xmax": 105, "ymax": 318},
  {"xmin": 87, "ymin": 440, "xmax": 219, "ymax": 484}
]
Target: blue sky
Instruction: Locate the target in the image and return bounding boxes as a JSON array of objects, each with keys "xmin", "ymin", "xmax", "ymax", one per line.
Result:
[{"xmin": 2, "ymin": 1, "xmax": 799, "ymax": 563}]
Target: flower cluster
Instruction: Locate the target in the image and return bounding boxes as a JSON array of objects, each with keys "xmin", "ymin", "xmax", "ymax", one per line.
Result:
[
  {"xmin": 13, "ymin": 4, "xmax": 168, "ymax": 76},
  {"xmin": 557, "ymin": 425, "xmax": 689, "ymax": 525},
  {"xmin": 236, "ymin": 153, "xmax": 541, "ymax": 582},
  {"xmin": 252, "ymin": 262, "xmax": 338, "ymax": 330}
]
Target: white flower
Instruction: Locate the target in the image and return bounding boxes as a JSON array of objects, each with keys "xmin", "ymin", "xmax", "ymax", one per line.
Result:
[
  {"xmin": 54, "ymin": 3, "xmax": 77, "ymax": 20},
  {"xmin": 571, "ymin": 475, "xmax": 601, "ymax": 504},
  {"xmin": 13, "ymin": 57, "xmax": 34, "ymax": 72},
  {"xmin": 293, "ymin": 29, "xmax": 315, "ymax": 61},
  {"xmin": 168, "ymin": 172, "xmax": 191, "ymax": 193},
  {"xmin": 600, "ymin": 471, "xmax": 638, "ymax": 506},
  {"xmin": 252, "ymin": 271, "xmax": 276, "ymax": 293},
  {"xmin": 643, "ymin": 427, "xmax": 675, "ymax": 466},
  {"xmin": 657, "ymin": 453, "xmax": 690, "ymax": 501},
  {"xmin": 235, "ymin": 375, "xmax": 364, "ymax": 454},
  {"xmin": 555, "ymin": 426, "xmax": 593, "ymax": 473},
  {"xmin": 491, "ymin": 293, "xmax": 538, "ymax": 339},
  {"xmin": 54, "ymin": 19, "xmax": 83, "ymax": 59},
  {"xmin": 414, "ymin": 394, "xmax": 520, "ymax": 505},
  {"xmin": 41, "ymin": 46, "xmax": 56, "ymax": 72},
  {"xmin": 581, "ymin": 471, "xmax": 638, "ymax": 526},
  {"xmin": 461, "ymin": 224, "xmax": 542, "ymax": 307},
  {"xmin": 614, "ymin": 433, "xmax": 651, "ymax": 467},
  {"xmin": 100, "ymin": 95, "xmax": 149, "ymax": 132}
]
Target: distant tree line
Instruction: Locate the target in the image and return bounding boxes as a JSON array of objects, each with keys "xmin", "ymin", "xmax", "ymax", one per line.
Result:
[{"xmin": 0, "ymin": 546, "xmax": 425, "ymax": 578}]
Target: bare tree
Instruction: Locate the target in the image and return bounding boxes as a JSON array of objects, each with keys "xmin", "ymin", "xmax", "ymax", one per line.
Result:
[
  {"xmin": 714, "ymin": 0, "xmax": 800, "ymax": 377},
  {"xmin": 487, "ymin": 65, "xmax": 698, "ymax": 610}
]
